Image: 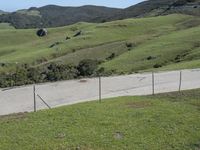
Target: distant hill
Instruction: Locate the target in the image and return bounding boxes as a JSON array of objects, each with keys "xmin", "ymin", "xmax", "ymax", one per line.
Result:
[
  {"xmin": 37, "ymin": 5, "xmax": 121, "ymax": 27},
  {"xmin": 0, "ymin": 10, "xmax": 8, "ymax": 15},
  {"xmin": 0, "ymin": 5, "xmax": 121, "ymax": 29},
  {"xmin": 111, "ymin": 0, "xmax": 200, "ymax": 20},
  {"xmin": 0, "ymin": 0, "xmax": 199, "ymax": 29}
]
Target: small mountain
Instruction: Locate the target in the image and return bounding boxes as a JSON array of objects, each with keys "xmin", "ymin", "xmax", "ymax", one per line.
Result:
[
  {"xmin": 0, "ymin": 5, "xmax": 121, "ymax": 29},
  {"xmin": 0, "ymin": 10, "xmax": 8, "ymax": 15},
  {"xmin": 110, "ymin": 0, "xmax": 200, "ymax": 20},
  {"xmin": 37, "ymin": 5, "xmax": 121, "ymax": 27},
  {"xmin": 0, "ymin": 0, "xmax": 199, "ymax": 29}
]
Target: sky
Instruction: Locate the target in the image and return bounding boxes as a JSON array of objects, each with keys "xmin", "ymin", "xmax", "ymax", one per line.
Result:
[{"xmin": 0, "ymin": 0, "xmax": 145, "ymax": 12}]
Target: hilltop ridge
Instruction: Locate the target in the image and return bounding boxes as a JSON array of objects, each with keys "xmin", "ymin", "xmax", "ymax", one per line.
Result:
[{"xmin": 0, "ymin": 0, "xmax": 199, "ymax": 29}]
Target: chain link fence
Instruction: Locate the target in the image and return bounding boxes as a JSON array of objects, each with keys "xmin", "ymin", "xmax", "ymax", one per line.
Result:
[{"xmin": 0, "ymin": 69, "xmax": 200, "ymax": 116}]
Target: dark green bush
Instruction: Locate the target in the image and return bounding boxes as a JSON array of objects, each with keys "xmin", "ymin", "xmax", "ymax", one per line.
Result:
[
  {"xmin": 106, "ymin": 53, "xmax": 116, "ymax": 60},
  {"xmin": 126, "ymin": 42, "xmax": 133, "ymax": 48},
  {"xmin": 77, "ymin": 59, "xmax": 99, "ymax": 76},
  {"xmin": 153, "ymin": 64, "xmax": 162, "ymax": 68},
  {"xmin": 0, "ymin": 59, "xmax": 105, "ymax": 88},
  {"xmin": 45, "ymin": 63, "xmax": 78, "ymax": 81}
]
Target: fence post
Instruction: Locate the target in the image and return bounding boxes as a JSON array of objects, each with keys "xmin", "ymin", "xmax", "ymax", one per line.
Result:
[
  {"xmin": 33, "ymin": 85, "xmax": 36, "ymax": 112},
  {"xmin": 152, "ymin": 72, "xmax": 155, "ymax": 95},
  {"xmin": 179, "ymin": 71, "xmax": 182, "ymax": 92},
  {"xmin": 99, "ymin": 75, "xmax": 102, "ymax": 103}
]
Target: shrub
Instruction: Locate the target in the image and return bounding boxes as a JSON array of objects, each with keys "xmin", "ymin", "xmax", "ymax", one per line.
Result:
[
  {"xmin": 126, "ymin": 42, "xmax": 133, "ymax": 48},
  {"xmin": 96, "ymin": 67, "xmax": 105, "ymax": 75},
  {"xmin": 175, "ymin": 55, "xmax": 181, "ymax": 63},
  {"xmin": 72, "ymin": 49, "xmax": 76, "ymax": 53},
  {"xmin": 153, "ymin": 64, "xmax": 162, "ymax": 68},
  {"xmin": 12, "ymin": 67, "xmax": 29, "ymax": 86},
  {"xmin": 147, "ymin": 56, "xmax": 157, "ymax": 60},
  {"xmin": 49, "ymin": 42, "xmax": 61, "ymax": 48},
  {"xmin": 0, "ymin": 63, "xmax": 79, "ymax": 88},
  {"xmin": 45, "ymin": 63, "xmax": 78, "ymax": 81},
  {"xmin": 66, "ymin": 36, "xmax": 71, "ymax": 40},
  {"xmin": 106, "ymin": 53, "xmax": 116, "ymax": 60},
  {"xmin": 77, "ymin": 59, "xmax": 99, "ymax": 76},
  {"xmin": 27, "ymin": 67, "xmax": 43, "ymax": 83}
]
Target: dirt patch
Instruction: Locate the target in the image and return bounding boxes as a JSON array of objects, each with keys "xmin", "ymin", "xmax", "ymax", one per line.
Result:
[
  {"xmin": 115, "ymin": 24, "xmax": 128, "ymax": 28},
  {"xmin": 79, "ymin": 79, "xmax": 88, "ymax": 83},
  {"xmin": 126, "ymin": 101, "xmax": 152, "ymax": 109},
  {"xmin": 114, "ymin": 132, "xmax": 124, "ymax": 140},
  {"xmin": 0, "ymin": 112, "xmax": 27, "ymax": 121},
  {"xmin": 55, "ymin": 133, "xmax": 66, "ymax": 139}
]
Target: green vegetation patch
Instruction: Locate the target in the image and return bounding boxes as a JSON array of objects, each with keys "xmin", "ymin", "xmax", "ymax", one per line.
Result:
[
  {"xmin": 0, "ymin": 89, "xmax": 200, "ymax": 150},
  {"xmin": 16, "ymin": 10, "xmax": 41, "ymax": 17},
  {"xmin": 0, "ymin": 14, "xmax": 200, "ymax": 87},
  {"xmin": 0, "ymin": 23, "xmax": 15, "ymax": 29},
  {"xmin": 101, "ymin": 24, "xmax": 200, "ymax": 73}
]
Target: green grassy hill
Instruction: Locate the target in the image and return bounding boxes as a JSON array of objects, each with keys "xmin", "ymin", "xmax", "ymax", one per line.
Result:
[
  {"xmin": 1, "ymin": 89, "xmax": 200, "ymax": 149},
  {"xmin": 0, "ymin": 14, "xmax": 199, "ymax": 68},
  {"xmin": 16, "ymin": 9, "xmax": 41, "ymax": 17},
  {"xmin": 0, "ymin": 5, "xmax": 121, "ymax": 29},
  {"xmin": 118, "ymin": 0, "xmax": 200, "ymax": 19},
  {"xmin": 0, "ymin": 23, "xmax": 15, "ymax": 29},
  {"xmin": 0, "ymin": 14, "xmax": 200, "ymax": 87},
  {"xmin": 101, "ymin": 23, "xmax": 200, "ymax": 73},
  {"xmin": 0, "ymin": 0, "xmax": 199, "ymax": 29}
]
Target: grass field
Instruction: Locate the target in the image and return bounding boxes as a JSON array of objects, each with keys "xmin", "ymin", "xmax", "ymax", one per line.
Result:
[
  {"xmin": 0, "ymin": 14, "xmax": 200, "ymax": 74},
  {"xmin": 16, "ymin": 9, "xmax": 41, "ymax": 17},
  {"xmin": 0, "ymin": 89, "xmax": 200, "ymax": 150},
  {"xmin": 0, "ymin": 23, "xmax": 15, "ymax": 30},
  {"xmin": 101, "ymin": 25, "xmax": 200, "ymax": 73}
]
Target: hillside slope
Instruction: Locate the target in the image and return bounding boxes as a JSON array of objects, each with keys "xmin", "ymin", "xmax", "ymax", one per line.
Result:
[
  {"xmin": 111, "ymin": 0, "xmax": 200, "ymax": 20},
  {"xmin": 0, "ymin": 23, "xmax": 14, "ymax": 29},
  {"xmin": 0, "ymin": 5, "xmax": 121, "ymax": 29},
  {"xmin": 0, "ymin": 14, "xmax": 198, "ymax": 64},
  {"xmin": 0, "ymin": 0, "xmax": 199, "ymax": 29},
  {"xmin": 0, "ymin": 10, "xmax": 8, "ymax": 15},
  {"xmin": 101, "ymin": 23, "xmax": 200, "ymax": 73},
  {"xmin": 0, "ymin": 14, "xmax": 200, "ymax": 87}
]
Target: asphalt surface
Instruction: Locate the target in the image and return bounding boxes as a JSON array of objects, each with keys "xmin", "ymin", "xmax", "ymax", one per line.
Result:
[{"xmin": 0, "ymin": 69, "xmax": 200, "ymax": 116}]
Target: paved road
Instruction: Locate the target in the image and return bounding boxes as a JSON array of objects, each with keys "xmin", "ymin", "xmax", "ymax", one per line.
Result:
[{"xmin": 0, "ymin": 69, "xmax": 200, "ymax": 116}]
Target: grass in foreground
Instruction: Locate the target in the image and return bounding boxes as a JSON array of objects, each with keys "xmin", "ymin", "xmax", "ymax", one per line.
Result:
[{"xmin": 0, "ymin": 89, "xmax": 200, "ymax": 150}]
